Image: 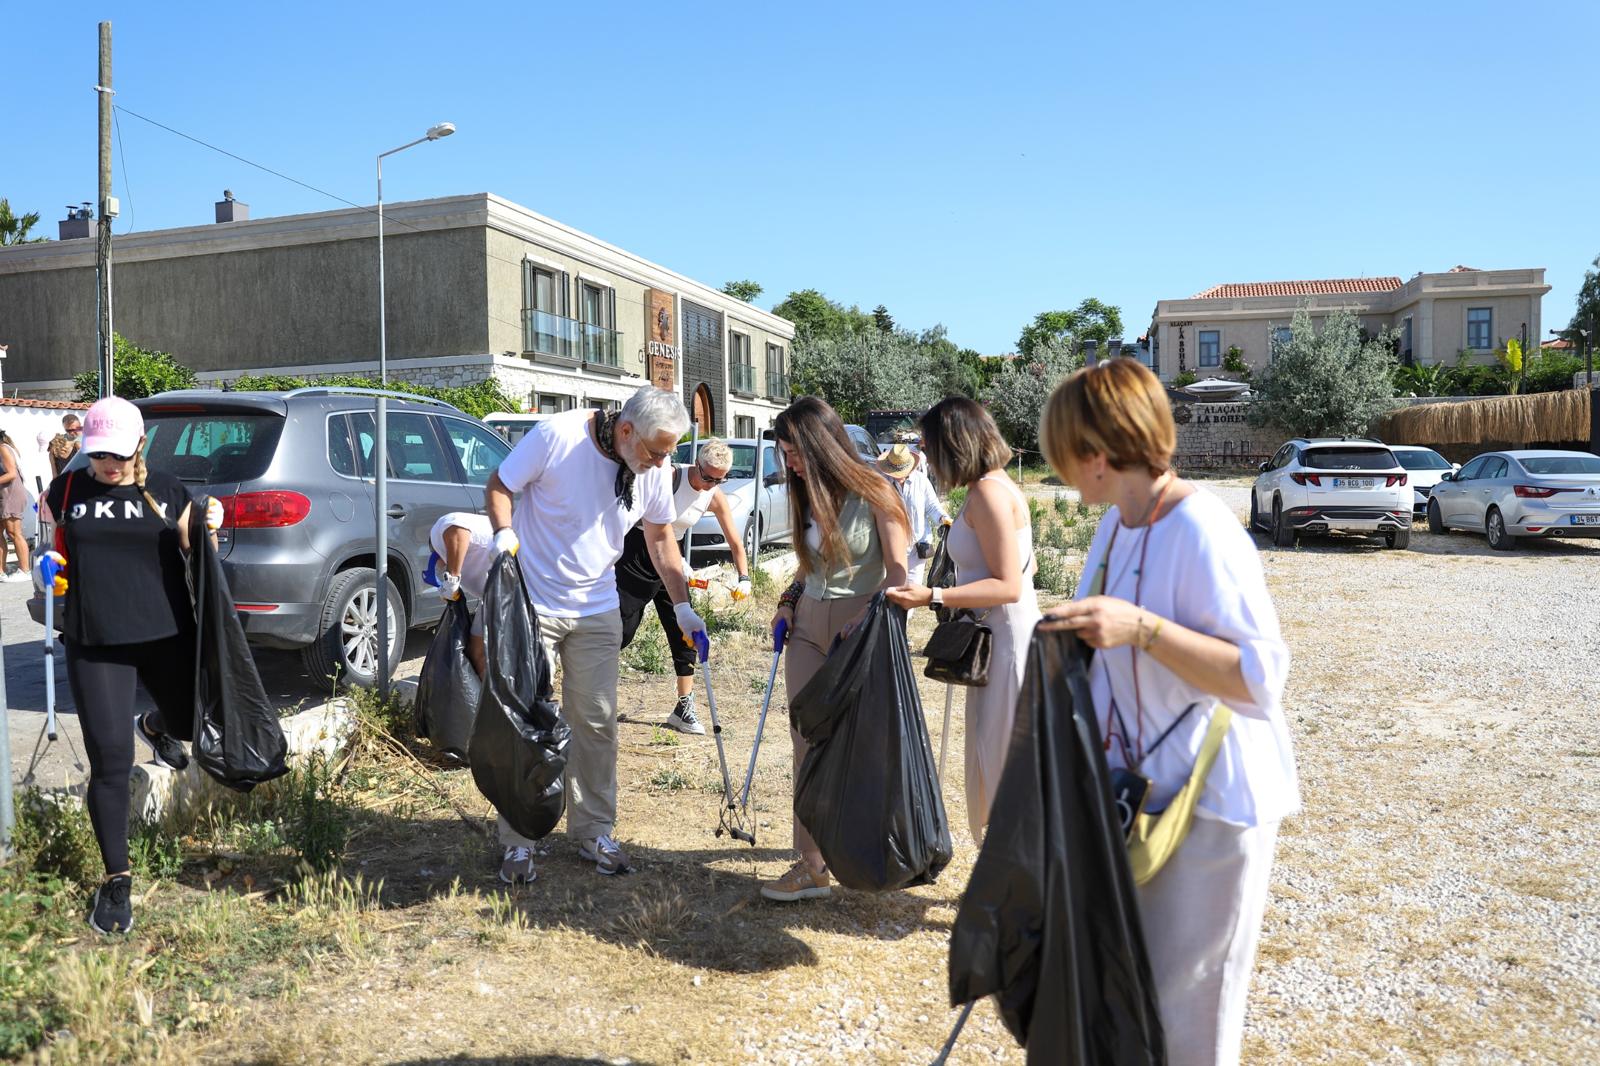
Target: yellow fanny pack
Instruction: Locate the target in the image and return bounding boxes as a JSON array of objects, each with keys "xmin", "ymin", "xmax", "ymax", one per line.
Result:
[{"xmin": 1126, "ymin": 704, "xmax": 1232, "ymax": 885}]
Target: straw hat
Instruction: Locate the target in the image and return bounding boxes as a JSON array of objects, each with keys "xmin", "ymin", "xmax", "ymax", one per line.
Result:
[{"xmin": 876, "ymin": 443, "xmax": 916, "ymax": 479}]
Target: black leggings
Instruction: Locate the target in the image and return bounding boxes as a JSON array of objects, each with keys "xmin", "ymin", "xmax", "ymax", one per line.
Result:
[
  {"xmin": 616, "ymin": 528, "xmax": 695, "ymax": 678},
  {"xmin": 65, "ymin": 635, "xmax": 195, "ymax": 874}
]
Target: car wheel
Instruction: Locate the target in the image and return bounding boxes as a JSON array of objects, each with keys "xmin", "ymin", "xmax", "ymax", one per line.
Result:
[
  {"xmin": 744, "ymin": 514, "xmax": 765, "ymax": 560},
  {"xmin": 1485, "ymin": 507, "xmax": 1517, "ymax": 552},
  {"xmin": 1248, "ymin": 490, "xmax": 1261, "ymax": 534},
  {"xmin": 302, "ymin": 566, "xmax": 407, "ymax": 689},
  {"xmin": 1426, "ymin": 498, "xmax": 1445, "ymax": 534},
  {"xmin": 1385, "ymin": 526, "xmax": 1411, "ymax": 550},
  {"xmin": 1271, "ymin": 498, "xmax": 1296, "ymax": 548}
]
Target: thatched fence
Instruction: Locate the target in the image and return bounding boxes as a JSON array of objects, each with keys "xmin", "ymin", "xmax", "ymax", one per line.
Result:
[{"xmin": 1373, "ymin": 389, "xmax": 1592, "ymax": 456}]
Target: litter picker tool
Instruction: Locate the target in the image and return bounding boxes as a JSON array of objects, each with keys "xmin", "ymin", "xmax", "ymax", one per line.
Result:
[
  {"xmin": 41, "ymin": 554, "xmax": 62, "ymax": 741},
  {"xmin": 693, "ymin": 631, "xmax": 754, "ymax": 845},
  {"xmin": 937, "ymin": 684, "xmax": 955, "ymax": 786},
  {"xmin": 929, "ymin": 1001, "xmax": 975, "ymax": 1066},
  {"xmin": 737, "ymin": 617, "xmax": 786, "ymax": 814}
]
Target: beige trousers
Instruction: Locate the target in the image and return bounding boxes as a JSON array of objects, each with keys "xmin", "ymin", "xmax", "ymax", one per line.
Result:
[
  {"xmin": 784, "ymin": 591, "xmax": 875, "ymax": 870},
  {"xmin": 498, "ymin": 608, "xmax": 624, "ymax": 847},
  {"xmin": 1136, "ymin": 816, "xmax": 1281, "ymax": 1066}
]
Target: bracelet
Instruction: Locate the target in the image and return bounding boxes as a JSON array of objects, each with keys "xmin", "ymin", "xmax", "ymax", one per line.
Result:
[
  {"xmin": 778, "ymin": 578, "xmax": 803, "ymax": 609},
  {"xmin": 1140, "ymin": 614, "xmax": 1164, "ymax": 652}
]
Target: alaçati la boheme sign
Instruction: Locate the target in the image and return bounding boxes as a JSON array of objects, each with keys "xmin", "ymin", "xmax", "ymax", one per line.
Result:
[
  {"xmin": 1172, "ymin": 401, "xmax": 1250, "ymax": 426},
  {"xmin": 646, "ymin": 288, "xmax": 679, "ymax": 392}
]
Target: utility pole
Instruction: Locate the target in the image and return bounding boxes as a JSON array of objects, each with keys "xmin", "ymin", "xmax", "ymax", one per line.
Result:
[{"xmin": 96, "ymin": 22, "xmax": 115, "ymax": 397}]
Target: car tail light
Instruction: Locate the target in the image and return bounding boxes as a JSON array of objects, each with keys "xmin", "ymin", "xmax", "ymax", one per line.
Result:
[
  {"xmin": 1384, "ymin": 474, "xmax": 1408, "ymax": 487},
  {"xmin": 219, "ymin": 491, "xmax": 312, "ymax": 528},
  {"xmin": 1290, "ymin": 473, "xmax": 1321, "ymax": 486},
  {"xmin": 1513, "ymin": 485, "xmax": 1574, "ymax": 498}
]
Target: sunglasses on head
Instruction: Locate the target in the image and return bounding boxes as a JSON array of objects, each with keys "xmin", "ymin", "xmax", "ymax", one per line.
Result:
[{"xmin": 88, "ymin": 451, "xmax": 135, "ymax": 462}]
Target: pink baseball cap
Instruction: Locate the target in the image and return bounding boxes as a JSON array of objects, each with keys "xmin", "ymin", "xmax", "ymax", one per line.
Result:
[{"xmin": 82, "ymin": 396, "xmax": 145, "ymax": 457}]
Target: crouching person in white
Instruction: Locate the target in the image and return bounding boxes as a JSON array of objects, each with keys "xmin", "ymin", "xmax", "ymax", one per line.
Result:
[
  {"xmin": 483, "ymin": 386, "xmax": 706, "ymax": 884},
  {"xmin": 1037, "ymin": 359, "xmax": 1299, "ymax": 1066}
]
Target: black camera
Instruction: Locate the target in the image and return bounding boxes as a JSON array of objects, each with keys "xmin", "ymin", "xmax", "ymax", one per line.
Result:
[{"xmin": 1109, "ymin": 767, "xmax": 1151, "ymax": 838}]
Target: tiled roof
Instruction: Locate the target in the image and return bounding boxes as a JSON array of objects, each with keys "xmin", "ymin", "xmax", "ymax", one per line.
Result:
[
  {"xmin": 1190, "ymin": 277, "xmax": 1403, "ymax": 299},
  {"xmin": 0, "ymin": 398, "xmax": 92, "ymax": 410}
]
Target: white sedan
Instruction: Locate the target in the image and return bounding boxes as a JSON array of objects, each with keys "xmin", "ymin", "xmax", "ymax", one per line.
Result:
[
  {"xmin": 1426, "ymin": 450, "xmax": 1600, "ymax": 550},
  {"xmin": 1389, "ymin": 445, "xmax": 1457, "ymax": 518}
]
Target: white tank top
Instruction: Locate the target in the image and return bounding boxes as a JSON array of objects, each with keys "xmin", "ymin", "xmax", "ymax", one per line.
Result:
[{"xmin": 670, "ymin": 464, "xmax": 718, "ymax": 536}]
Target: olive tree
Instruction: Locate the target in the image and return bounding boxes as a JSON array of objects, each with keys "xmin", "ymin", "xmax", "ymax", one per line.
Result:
[{"xmin": 1249, "ymin": 307, "xmax": 1397, "ymax": 438}]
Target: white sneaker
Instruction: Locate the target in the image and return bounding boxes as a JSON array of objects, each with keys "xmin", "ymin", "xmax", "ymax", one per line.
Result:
[
  {"xmin": 662, "ymin": 695, "xmax": 705, "ymax": 736},
  {"xmin": 579, "ymin": 834, "xmax": 633, "ymax": 876},
  {"xmin": 2, "ymin": 571, "xmax": 32, "ymax": 584}
]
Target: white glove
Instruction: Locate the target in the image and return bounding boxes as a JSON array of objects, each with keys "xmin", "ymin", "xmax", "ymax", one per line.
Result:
[
  {"xmin": 674, "ymin": 601, "xmax": 707, "ymax": 645},
  {"xmin": 732, "ymin": 577, "xmax": 752, "ymax": 601},
  {"xmin": 681, "ymin": 560, "xmax": 695, "ymax": 584},
  {"xmin": 439, "ymin": 570, "xmax": 462, "ymax": 601},
  {"xmin": 204, "ymin": 496, "xmax": 225, "ymax": 532},
  {"xmin": 493, "ymin": 527, "xmax": 520, "ymax": 557}
]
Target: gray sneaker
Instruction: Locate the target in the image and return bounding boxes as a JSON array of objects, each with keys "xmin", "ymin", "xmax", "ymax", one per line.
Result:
[
  {"xmin": 662, "ymin": 695, "xmax": 705, "ymax": 736},
  {"xmin": 579, "ymin": 834, "xmax": 633, "ymax": 876},
  {"xmin": 89, "ymin": 874, "xmax": 134, "ymax": 934},
  {"xmin": 499, "ymin": 845, "xmax": 537, "ymax": 885}
]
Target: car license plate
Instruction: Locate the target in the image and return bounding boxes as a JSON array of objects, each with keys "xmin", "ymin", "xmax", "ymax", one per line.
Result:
[
  {"xmin": 1331, "ymin": 478, "xmax": 1375, "ymax": 489},
  {"xmin": 1571, "ymin": 514, "xmax": 1600, "ymax": 526}
]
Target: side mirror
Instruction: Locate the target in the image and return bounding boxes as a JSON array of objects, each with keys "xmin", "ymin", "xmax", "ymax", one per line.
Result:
[
  {"xmin": 1257, "ymin": 462, "xmax": 1270, "ymax": 473},
  {"xmin": 1440, "ymin": 472, "xmax": 1455, "ymax": 482},
  {"xmin": 763, "ymin": 471, "xmax": 786, "ymax": 487}
]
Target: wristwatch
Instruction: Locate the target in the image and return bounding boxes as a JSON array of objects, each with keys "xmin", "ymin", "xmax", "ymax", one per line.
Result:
[{"xmin": 930, "ymin": 587, "xmax": 944, "ymax": 608}]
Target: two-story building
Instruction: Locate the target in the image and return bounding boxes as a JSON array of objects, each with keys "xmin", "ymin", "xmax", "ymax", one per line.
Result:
[
  {"xmin": 0, "ymin": 192, "xmax": 795, "ymax": 438},
  {"xmin": 1147, "ymin": 266, "xmax": 1551, "ymax": 382}
]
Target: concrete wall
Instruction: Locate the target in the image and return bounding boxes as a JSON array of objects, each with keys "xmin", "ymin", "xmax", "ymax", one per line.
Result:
[{"xmin": 1171, "ymin": 401, "xmax": 1281, "ymax": 466}]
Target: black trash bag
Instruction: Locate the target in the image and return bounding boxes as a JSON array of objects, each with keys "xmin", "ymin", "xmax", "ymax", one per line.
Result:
[
  {"xmin": 186, "ymin": 505, "xmax": 289, "ymax": 792},
  {"xmin": 790, "ymin": 592, "xmax": 952, "ymax": 891},
  {"xmin": 948, "ymin": 628, "xmax": 1165, "ymax": 1065},
  {"xmin": 925, "ymin": 527, "xmax": 958, "ymax": 623},
  {"xmin": 414, "ymin": 597, "xmax": 481, "ymax": 762},
  {"xmin": 469, "ymin": 552, "xmax": 570, "ymax": 840}
]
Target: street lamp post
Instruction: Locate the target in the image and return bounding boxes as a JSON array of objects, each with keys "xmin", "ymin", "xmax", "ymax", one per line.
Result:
[{"xmin": 374, "ymin": 122, "xmax": 454, "ymax": 700}]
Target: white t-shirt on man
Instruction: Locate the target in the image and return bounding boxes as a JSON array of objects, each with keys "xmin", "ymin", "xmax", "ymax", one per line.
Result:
[
  {"xmin": 495, "ymin": 409, "xmax": 674, "ymax": 618},
  {"xmin": 428, "ymin": 512, "xmax": 495, "ymax": 600}
]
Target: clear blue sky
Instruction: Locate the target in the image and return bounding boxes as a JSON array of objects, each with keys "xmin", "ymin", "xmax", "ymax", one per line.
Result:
[{"xmin": 9, "ymin": 1, "xmax": 1597, "ymax": 354}]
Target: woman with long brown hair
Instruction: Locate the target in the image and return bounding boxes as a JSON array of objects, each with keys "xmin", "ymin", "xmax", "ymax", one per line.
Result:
[{"xmin": 762, "ymin": 397, "xmax": 909, "ymax": 902}]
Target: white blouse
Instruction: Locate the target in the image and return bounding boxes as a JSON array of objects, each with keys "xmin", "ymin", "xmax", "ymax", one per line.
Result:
[{"xmin": 1075, "ymin": 489, "xmax": 1300, "ymax": 827}]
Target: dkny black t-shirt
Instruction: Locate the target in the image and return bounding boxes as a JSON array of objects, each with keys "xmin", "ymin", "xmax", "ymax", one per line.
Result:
[{"xmin": 45, "ymin": 470, "xmax": 195, "ymax": 646}]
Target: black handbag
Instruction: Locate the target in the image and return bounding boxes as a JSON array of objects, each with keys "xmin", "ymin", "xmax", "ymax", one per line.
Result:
[{"xmin": 921, "ymin": 610, "xmax": 992, "ymax": 687}]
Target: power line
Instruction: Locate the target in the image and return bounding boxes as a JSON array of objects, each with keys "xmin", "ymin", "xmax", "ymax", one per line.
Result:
[{"xmin": 111, "ymin": 105, "xmax": 134, "ymax": 233}]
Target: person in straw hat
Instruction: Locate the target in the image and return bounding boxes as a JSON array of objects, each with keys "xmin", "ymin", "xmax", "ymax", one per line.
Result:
[{"xmin": 876, "ymin": 442, "xmax": 949, "ymax": 584}]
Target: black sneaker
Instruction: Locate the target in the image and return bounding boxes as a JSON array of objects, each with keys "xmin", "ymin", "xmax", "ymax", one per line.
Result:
[
  {"xmin": 136, "ymin": 714, "xmax": 189, "ymax": 771},
  {"xmin": 89, "ymin": 874, "xmax": 134, "ymax": 935},
  {"xmin": 662, "ymin": 694, "xmax": 705, "ymax": 736}
]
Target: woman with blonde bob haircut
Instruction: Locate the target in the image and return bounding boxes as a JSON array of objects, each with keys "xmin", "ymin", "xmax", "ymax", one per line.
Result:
[
  {"xmin": 887, "ymin": 396, "xmax": 1038, "ymax": 840},
  {"xmin": 762, "ymin": 397, "xmax": 908, "ymax": 902},
  {"xmin": 1037, "ymin": 358, "xmax": 1299, "ymax": 1066}
]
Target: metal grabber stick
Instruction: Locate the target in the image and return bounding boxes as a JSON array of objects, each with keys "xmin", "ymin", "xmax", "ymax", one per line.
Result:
[
  {"xmin": 41, "ymin": 554, "xmax": 62, "ymax": 741},
  {"xmin": 937, "ymin": 683, "xmax": 955, "ymax": 787},
  {"xmin": 737, "ymin": 617, "xmax": 786, "ymax": 816},
  {"xmin": 694, "ymin": 631, "xmax": 754, "ymax": 845}
]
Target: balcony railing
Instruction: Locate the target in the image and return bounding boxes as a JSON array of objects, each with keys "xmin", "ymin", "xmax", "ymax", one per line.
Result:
[
  {"xmin": 731, "ymin": 362, "xmax": 756, "ymax": 395},
  {"xmin": 582, "ymin": 322, "xmax": 621, "ymax": 369},
  {"xmin": 522, "ymin": 308, "xmax": 580, "ymax": 361},
  {"xmin": 766, "ymin": 370, "xmax": 790, "ymax": 401}
]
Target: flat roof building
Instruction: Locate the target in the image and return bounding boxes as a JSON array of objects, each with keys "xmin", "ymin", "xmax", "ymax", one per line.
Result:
[{"xmin": 0, "ymin": 192, "xmax": 795, "ymax": 437}]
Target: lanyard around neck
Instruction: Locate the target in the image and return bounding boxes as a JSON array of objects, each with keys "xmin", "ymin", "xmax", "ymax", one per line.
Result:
[{"xmin": 1096, "ymin": 476, "xmax": 1174, "ymax": 763}]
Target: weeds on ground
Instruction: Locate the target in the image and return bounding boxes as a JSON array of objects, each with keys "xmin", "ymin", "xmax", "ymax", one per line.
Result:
[
  {"xmin": 648, "ymin": 725, "xmax": 682, "ymax": 747},
  {"xmin": 1034, "ymin": 550, "xmax": 1078, "ymax": 597},
  {"xmin": 696, "ymin": 592, "xmax": 765, "ymax": 638},
  {"xmin": 749, "ymin": 562, "xmax": 776, "ymax": 597},
  {"xmin": 649, "ymin": 768, "xmax": 691, "ymax": 791},
  {"xmin": 945, "ymin": 486, "xmax": 967, "ymax": 515},
  {"xmin": 624, "ymin": 621, "xmax": 671, "ymax": 675}
]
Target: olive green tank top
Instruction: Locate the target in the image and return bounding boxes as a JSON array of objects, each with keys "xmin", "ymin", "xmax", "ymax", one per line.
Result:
[{"xmin": 801, "ymin": 492, "xmax": 885, "ymax": 600}]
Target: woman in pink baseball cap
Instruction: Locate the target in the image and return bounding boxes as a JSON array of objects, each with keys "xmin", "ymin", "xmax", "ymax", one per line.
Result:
[{"xmin": 39, "ymin": 395, "xmax": 223, "ymax": 936}]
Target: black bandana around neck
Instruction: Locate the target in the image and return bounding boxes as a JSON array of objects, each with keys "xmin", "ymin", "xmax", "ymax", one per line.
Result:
[{"xmin": 593, "ymin": 411, "xmax": 636, "ymax": 509}]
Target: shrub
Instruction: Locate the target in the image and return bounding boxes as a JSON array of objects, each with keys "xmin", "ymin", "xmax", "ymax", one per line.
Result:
[
  {"xmin": 11, "ymin": 791, "xmax": 100, "ymax": 887},
  {"xmin": 230, "ymin": 372, "xmax": 520, "ymax": 419},
  {"xmin": 74, "ymin": 334, "xmax": 199, "ymax": 402},
  {"xmin": 1250, "ymin": 307, "xmax": 1397, "ymax": 437}
]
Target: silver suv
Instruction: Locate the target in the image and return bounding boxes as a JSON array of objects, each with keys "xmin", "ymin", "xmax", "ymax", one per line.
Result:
[{"xmin": 32, "ymin": 387, "xmax": 510, "ymax": 686}]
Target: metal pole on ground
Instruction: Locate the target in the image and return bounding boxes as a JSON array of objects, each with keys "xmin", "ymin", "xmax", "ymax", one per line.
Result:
[
  {"xmin": 0, "ymin": 610, "xmax": 12, "ymax": 858},
  {"xmin": 95, "ymin": 22, "xmax": 115, "ymax": 397},
  {"xmin": 685, "ymin": 421, "xmax": 699, "ymax": 573}
]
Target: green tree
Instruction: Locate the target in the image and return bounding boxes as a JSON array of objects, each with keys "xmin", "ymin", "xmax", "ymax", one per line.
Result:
[
  {"xmin": 1016, "ymin": 297, "xmax": 1123, "ymax": 358},
  {"xmin": 721, "ymin": 279, "xmax": 764, "ymax": 303},
  {"xmin": 872, "ymin": 304, "xmax": 895, "ymax": 332},
  {"xmin": 1248, "ymin": 308, "xmax": 1397, "ymax": 437},
  {"xmin": 230, "ymin": 372, "xmax": 519, "ymax": 418},
  {"xmin": 772, "ymin": 288, "xmax": 874, "ymax": 339},
  {"xmin": 0, "ymin": 198, "xmax": 48, "ymax": 245},
  {"xmin": 982, "ymin": 336, "xmax": 1084, "ymax": 451},
  {"xmin": 73, "ymin": 335, "xmax": 199, "ymax": 401},
  {"xmin": 790, "ymin": 329, "xmax": 943, "ymax": 424},
  {"xmin": 1560, "ymin": 253, "xmax": 1599, "ymax": 351}
]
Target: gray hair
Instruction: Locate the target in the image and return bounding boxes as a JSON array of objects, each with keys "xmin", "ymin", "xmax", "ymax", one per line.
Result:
[
  {"xmin": 695, "ymin": 439, "xmax": 733, "ymax": 472},
  {"xmin": 619, "ymin": 386, "xmax": 690, "ymax": 441}
]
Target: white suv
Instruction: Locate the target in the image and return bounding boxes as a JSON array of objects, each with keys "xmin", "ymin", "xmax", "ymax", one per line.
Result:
[{"xmin": 1251, "ymin": 438, "xmax": 1412, "ymax": 549}]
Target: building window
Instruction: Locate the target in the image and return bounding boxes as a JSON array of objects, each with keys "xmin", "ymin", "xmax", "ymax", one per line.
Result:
[
  {"xmin": 1198, "ymin": 330, "xmax": 1221, "ymax": 367},
  {"xmin": 1270, "ymin": 327, "xmax": 1292, "ymax": 361},
  {"xmin": 729, "ymin": 332, "xmax": 755, "ymax": 395},
  {"xmin": 1401, "ymin": 318, "xmax": 1413, "ymax": 363},
  {"xmin": 1467, "ymin": 308, "xmax": 1492, "ymax": 350},
  {"xmin": 766, "ymin": 343, "xmax": 789, "ymax": 401},
  {"xmin": 523, "ymin": 262, "xmax": 576, "ymax": 359},
  {"xmin": 579, "ymin": 280, "xmax": 620, "ymax": 369},
  {"xmin": 735, "ymin": 414, "xmax": 756, "ymax": 439},
  {"xmin": 536, "ymin": 393, "xmax": 571, "ymax": 414}
]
